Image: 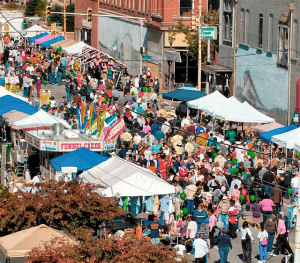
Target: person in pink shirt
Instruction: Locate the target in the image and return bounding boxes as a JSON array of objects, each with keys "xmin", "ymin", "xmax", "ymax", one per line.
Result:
[
  {"xmin": 209, "ymin": 209, "xmax": 218, "ymax": 248},
  {"xmin": 260, "ymin": 196, "xmax": 274, "ymax": 224},
  {"xmin": 231, "ymin": 184, "xmax": 241, "ymax": 199}
]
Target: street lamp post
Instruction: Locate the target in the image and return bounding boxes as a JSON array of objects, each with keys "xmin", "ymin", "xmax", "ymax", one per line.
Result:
[{"xmin": 168, "ymin": 35, "xmax": 174, "ymax": 92}]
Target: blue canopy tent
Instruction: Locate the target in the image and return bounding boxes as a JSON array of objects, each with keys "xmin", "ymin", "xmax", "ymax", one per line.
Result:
[
  {"xmin": 28, "ymin": 32, "xmax": 49, "ymax": 43},
  {"xmin": 50, "ymin": 147, "xmax": 110, "ymax": 172},
  {"xmin": 259, "ymin": 125, "xmax": 298, "ymax": 143},
  {"xmin": 40, "ymin": 36, "xmax": 65, "ymax": 49},
  {"xmin": 0, "ymin": 96, "xmax": 37, "ymax": 116},
  {"xmin": 161, "ymin": 86, "xmax": 206, "ymax": 101}
]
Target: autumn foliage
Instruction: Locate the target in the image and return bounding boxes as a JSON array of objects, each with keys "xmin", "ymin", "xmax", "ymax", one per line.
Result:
[
  {"xmin": 0, "ymin": 180, "xmax": 127, "ymax": 236},
  {"xmin": 27, "ymin": 233, "xmax": 177, "ymax": 263}
]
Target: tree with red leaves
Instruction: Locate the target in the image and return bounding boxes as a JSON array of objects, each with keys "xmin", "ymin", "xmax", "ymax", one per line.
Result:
[{"xmin": 0, "ymin": 180, "xmax": 126, "ymax": 236}]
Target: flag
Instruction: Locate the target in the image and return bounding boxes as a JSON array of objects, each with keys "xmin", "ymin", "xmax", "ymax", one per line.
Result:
[{"xmin": 76, "ymin": 107, "xmax": 81, "ymax": 129}]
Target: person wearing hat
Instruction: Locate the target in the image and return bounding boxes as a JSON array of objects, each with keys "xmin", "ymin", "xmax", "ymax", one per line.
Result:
[
  {"xmin": 217, "ymin": 195, "xmax": 230, "ymax": 232},
  {"xmin": 150, "ymin": 216, "xmax": 160, "ymax": 245}
]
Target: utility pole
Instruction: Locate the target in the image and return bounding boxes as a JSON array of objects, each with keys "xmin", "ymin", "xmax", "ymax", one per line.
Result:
[
  {"xmin": 1, "ymin": 144, "xmax": 6, "ymax": 186},
  {"xmin": 295, "ymin": 167, "xmax": 300, "ymax": 262},
  {"xmin": 233, "ymin": 0, "xmax": 238, "ymax": 97},
  {"xmin": 197, "ymin": 0, "xmax": 202, "ymax": 91},
  {"xmin": 63, "ymin": 0, "xmax": 67, "ymax": 37},
  {"xmin": 287, "ymin": 2, "xmax": 294, "ymax": 125}
]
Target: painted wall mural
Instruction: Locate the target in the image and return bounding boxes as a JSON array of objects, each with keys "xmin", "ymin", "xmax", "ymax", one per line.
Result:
[
  {"xmin": 99, "ymin": 17, "xmax": 147, "ymax": 76},
  {"xmin": 236, "ymin": 47, "xmax": 288, "ymax": 124}
]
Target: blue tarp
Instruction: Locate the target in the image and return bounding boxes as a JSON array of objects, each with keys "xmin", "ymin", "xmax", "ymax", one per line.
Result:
[
  {"xmin": 40, "ymin": 36, "xmax": 65, "ymax": 49},
  {"xmin": 259, "ymin": 125, "xmax": 298, "ymax": 143},
  {"xmin": 50, "ymin": 147, "xmax": 110, "ymax": 172},
  {"xmin": 28, "ymin": 32, "xmax": 49, "ymax": 43},
  {"xmin": 0, "ymin": 95, "xmax": 37, "ymax": 116},
  {"xmin": 161, "ymin": 87, "xmax": 206, "ymax": 102}
]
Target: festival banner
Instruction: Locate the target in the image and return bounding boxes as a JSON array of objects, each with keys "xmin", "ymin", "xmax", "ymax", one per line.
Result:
[
  {"xmin": 104, "ymin": 118, "xmax": 126, "ymax": 140},
  {"xmin": 40, "ymin": 90, "xmax": 50, "ymax": 106}
]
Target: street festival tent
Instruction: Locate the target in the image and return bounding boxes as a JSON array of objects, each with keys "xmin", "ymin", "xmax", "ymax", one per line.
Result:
[
  {"xmin": 252, "ymin": 122, "xmax": 284, "ymax": 133},
  {"xmin": 50, "ymin": 147, "xmax": 110, "ymax": 172},
  {"xmin": 80, "ymin": 156, "xmax": 175, "ymax": 197},
  {"xmin": 40, "ymin": 36, "xmax": 65, "ymax": 49},
  {"xmin": 271, "ymin": 127, "xmax": 300, "ymax": 149},
  {"xmin": 294, "ymin": 142, "xmax": 300, "ymax": 152},
  {"xmin": 12, "ymin": 110, "xmax": 70, "ymax": 130},
  {"xmin": 35, "ymin": 33, "xmax": 59, "ymax": 44},
  {"xmin": 187, "ymin": 90, "xmax": 228, "ymax": 110},
  {"xmin": 0, "ymin": 96, "xmax": 37, "ymax": 116},
  {"xmin": 259, "ymin": 125, "xmax": 298, "ymax": 143},
  {"xmin": 51, "ymin": 39, "xmax": 76, "ymax": 49},
  {"xmin": 28, "ymin": 32, "xmax": 48, "ymax": 43},
  {"xmin": 24, "ymin": 25, "xmax": 47, "ymax": 38},
  {"xmin": 62, "ymin": 41, "xmax": 89, "ymax": 54},
  {"xmin": 0, "ymin": 224, "xmax": 75, "ymax": 260},
  {"xmin": 162, "ymin": 86, "xmax": 206, "ymax": 102},
  {"xmin": 0, "ymin": 87, "xmax": 28, "ymax": 102},
  {"xmin": 195, "ymin": 95, "xmax": 274, "ymax": 123},
  {"xmin": 2, "ymin": 110, "xmax": 29, "ymax": 126}
]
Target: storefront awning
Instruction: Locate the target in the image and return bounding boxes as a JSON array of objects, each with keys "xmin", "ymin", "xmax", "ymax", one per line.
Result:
[{"xmin": 202, "ymin": 64, "xmax": 233, "ymax": 75}]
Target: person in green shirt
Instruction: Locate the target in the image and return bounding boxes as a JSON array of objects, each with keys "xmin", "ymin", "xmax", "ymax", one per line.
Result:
[{"xmin": 225, "ymin": 127, "xmax": 237, "ymax": 143}]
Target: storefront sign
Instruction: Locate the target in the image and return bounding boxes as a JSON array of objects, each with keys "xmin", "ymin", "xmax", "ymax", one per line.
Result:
[
  {"xmin": 59, "ymin": 140, "xmax": 116, "ymax": 152},
  {"xmin": 25, "ymin": 133, "xmax": 41, "ymax": 149},
  {"xmin": 41, "ymin": 140, "xmax": 58, "ymax": 151},
  {"xmin": 40, "ymin": 90, "xmax": 50, "ymax": 106}
]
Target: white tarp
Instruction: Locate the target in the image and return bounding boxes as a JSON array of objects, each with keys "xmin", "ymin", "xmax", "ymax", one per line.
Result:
[
  {"xmin": 272, "ymin": 127, "xmax": 300, "ymax": 149},
  {"xmin": 224, "ymin": 101, "xmax": 274, "ymax": 123},
  {"xmin": 24, "ymin": 25, "xmax": 47, "ymax": 37},
  {"xmin": 187, "ymin": 90, "xmax": 228, "ymax": 110},
  {"xmin": 12, "ymin": 110, "xmax": 70, "ymax": 130},
  {"xmin": 294, "ymin": 142, "xmax": 300, "ymax": 152},
  {"xmin": 80, "ymin": 156, "xmax": 175, "ymax": 197},
  {"xmin": 63, "ymin": 41, "xmax": 89, "ymax": 54},
  {"xmin": 0, "ymin": 87, "xmax": 28, "ymax": 102},
  {"xmin": 196, "ymin": 95, "xmax": 274, "ymax": 124}
]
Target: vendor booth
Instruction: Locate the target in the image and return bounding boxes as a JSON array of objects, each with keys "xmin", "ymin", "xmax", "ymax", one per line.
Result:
[
  {"xmin": 162, "ymin": 86, "xmax": 206, "ymax": 102},
  {"xmin": 0, "ymin": 224, "xmax": 74, "ymax": 263},
  {"xmin": 80, "ymin": 156, "xmax": 175, "ymax": 197},
  {"xmin": 40, "ymin": 36, "xmax": 65, "ymax": 49},
  {"xmin": 24, "ymin": 25, "xmax": 47, "ymax": 38},
  {"xmin": 50, "ymin": 147, "xmax": 109, "ymax": 181},
  {"xmin": 187, "ymin": 90, "xmax": 227, "ymax": 110},
  {"xmin": 0, "ymin": 96, "xmax": 37, "ymax": 116},
  {"xmin": 28, "ymin": 32, "xmax": 48, "ymax": 43},
  {"xmin": 271, "ymin": 127, "xmax": 300, "ymax": 149},
  {"xmin": 259, "ymin": 125, "xmax": 298, "ymax": 143}
]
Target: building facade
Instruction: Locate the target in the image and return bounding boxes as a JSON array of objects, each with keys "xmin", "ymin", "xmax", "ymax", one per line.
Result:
[
  {"xmin": 218, "ymin": 0, "xmax": 300, "ymax": 124},
  {"xmin": 74, "ymin": 0, "xmax": 211, "ymax": 90}
]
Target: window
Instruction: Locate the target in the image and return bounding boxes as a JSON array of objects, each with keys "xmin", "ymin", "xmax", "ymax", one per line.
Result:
[
  {"xmin": 294, "ymin": 20, "xmax": 298, "ymax": 58},
  {"xmin": 277, "ymin": 26, "xmax": 288, "ymax": 67},
  {"xmin": 245, "ymin": 10, "xmax": 250, "ymax": 44},
  {"xmin": 267, "ymin": 14, "xmax": 273, "ymax": 51},
  {"xmin": 180, "ymin": 0, "xmax": 192, "ymax": 17},
  {"xmin": 223, "ymin": 0, "xmax": 233, "ymax": 43},
  {"xmin": 240, "ymin": 9, "xmax": 245, "ymax": 42},
  {"xmin": 258, "ymin": 14, "xmax": 263, "ymax": 47},
  {"xmin": 138, "ymin": 0, "xmax": 141, "ymax": 11}
]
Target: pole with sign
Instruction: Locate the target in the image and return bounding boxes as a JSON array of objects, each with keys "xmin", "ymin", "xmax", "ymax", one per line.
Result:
[{"xmin": 201, "ymin": 26, "xmax": 217, "ymax": 40}]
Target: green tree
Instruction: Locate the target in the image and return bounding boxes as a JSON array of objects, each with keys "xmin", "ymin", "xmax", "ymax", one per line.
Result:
[
  {"xmin": 35, "ymin": 0, "xmax": 47, "ymax": 18},
  {"xmin": 25, "ymin": 0, "xmax": 39, "ymax": 17},
  {"xmin": 50, "ymin": 4, "xmax": 63, "ymax": 25},
  {"xmin": 66, "ymin": 3, "xmax": 75, "ymax": 32},
  {"xmin": 169, "ymin": 8, "xmax": 219, "ymax": 64}
]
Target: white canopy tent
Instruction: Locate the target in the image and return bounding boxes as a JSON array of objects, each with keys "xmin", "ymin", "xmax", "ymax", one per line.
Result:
[
  {"xmin": 80, "ymin": 156, "xmax": 175, "ymax": 197},
  {"xmin": 12, "ymin": 110, "xmax": 70, "ymax": 130},
  {"xmin": 62, "ymin": 41, "xmax": 89, "ymax": 54},
  {"xmin": 0, "ymin": 87, "xmax": 28, "ymax": 102},
  {"xmin": 294, "ymin": 142, "xmax": 300, "ymax": 152},
  {"xmin": 187, "ymin": 90, "xmax": 228, "ymax": 111},
  {"xmin": 24, "ymin": 25, "xmax": 48, "ymax": 37},
  {"xmin": 271, "ymin": 127, "xmax": 300, "ymax": 149}
]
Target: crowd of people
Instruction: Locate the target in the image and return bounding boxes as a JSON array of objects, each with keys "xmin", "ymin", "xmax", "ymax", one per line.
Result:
[{"xmin": 0, "ymin": 38, "xmax": 299, "ymax": 263}]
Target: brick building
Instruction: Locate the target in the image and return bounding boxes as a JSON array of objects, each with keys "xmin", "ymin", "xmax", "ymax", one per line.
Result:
[{"xmin": 74, "ymin": 0, "xmax": 214, "ymax": 90}]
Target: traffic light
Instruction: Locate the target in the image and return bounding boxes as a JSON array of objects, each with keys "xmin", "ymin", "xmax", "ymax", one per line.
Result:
[
  {"xmin": 87, "ymin": 8, "xmax": 92, "ymax": 22},
  {"xmin": 46, "ymin": 6, "xmax": 51, "ymax": 20},
  {"xmin": 191, "ymin": 16, "xmax": 200, "ymax": 31}
]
